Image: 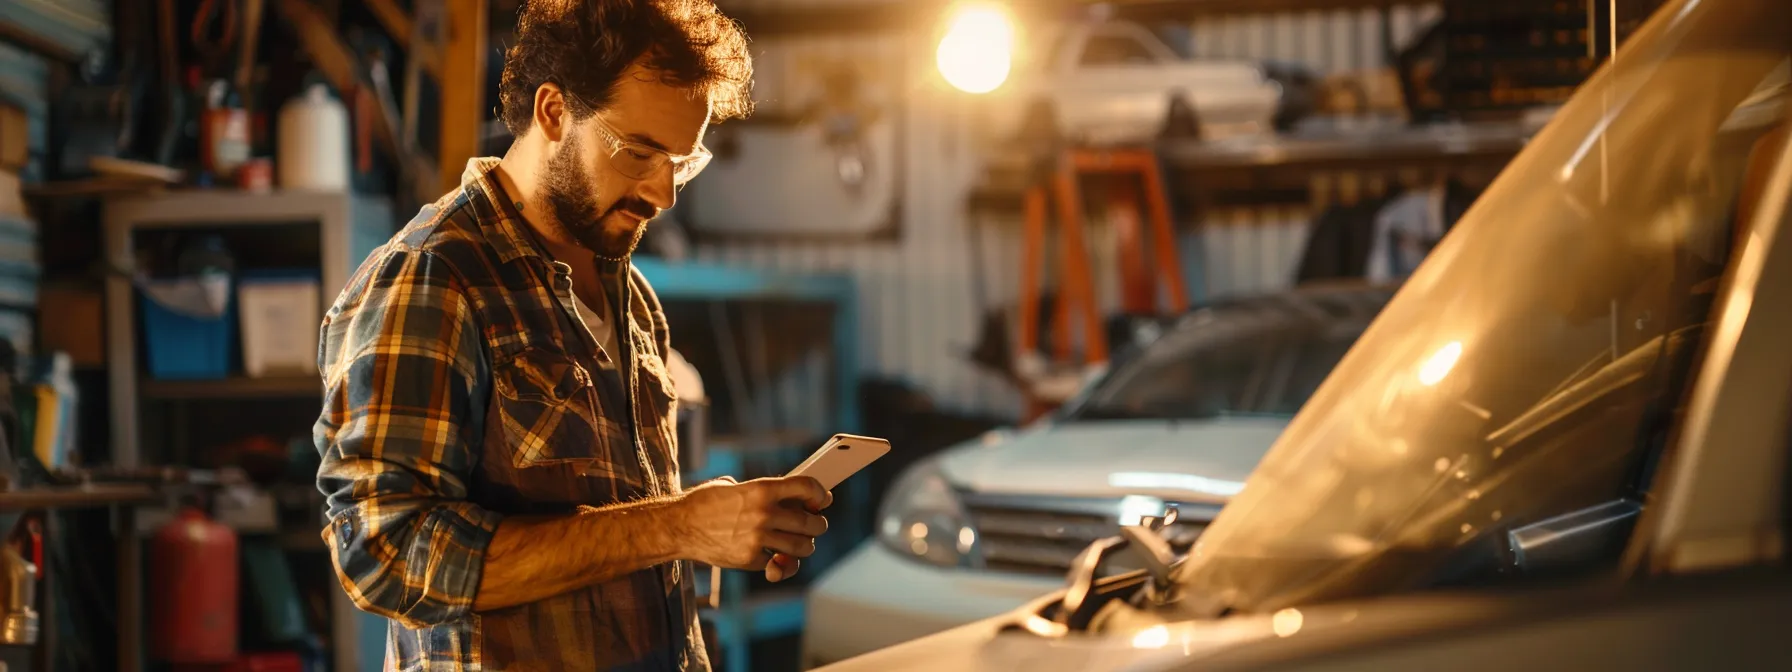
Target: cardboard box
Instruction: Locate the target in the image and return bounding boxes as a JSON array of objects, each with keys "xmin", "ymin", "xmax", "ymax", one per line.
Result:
[
  {"xmin": 38, "ymin": 286, "xmax": 104, "ymax": 367},
  {"xmin": 0, "ymin": 104, "xmax": 25, "ymax": 171},
  {"xmin": 0, "ymin": 170, "xmax": 21, "ymax": 220}
]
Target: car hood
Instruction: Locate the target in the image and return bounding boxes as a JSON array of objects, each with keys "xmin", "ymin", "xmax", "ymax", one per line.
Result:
[
  {"xmin": 815, "ymin": 593, "xmax": 1283, "ymax": 672},
  {"xmin": 815, "ymin": 582, "xmax": 1561, "ymax": 672},
  {"xmin": 937, "ymin": 419, "xmax": 1288, "ymax": 503}
]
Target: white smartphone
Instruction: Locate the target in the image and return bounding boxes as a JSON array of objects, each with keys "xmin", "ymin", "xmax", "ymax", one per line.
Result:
[{"xmin": 786, "ymin": 433, "xmax": 891, "ymax": 490}]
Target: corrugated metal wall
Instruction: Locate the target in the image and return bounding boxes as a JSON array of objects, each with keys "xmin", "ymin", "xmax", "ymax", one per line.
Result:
[{"xmin": 693, "ymin": 3, "xmax": 1441, "ymax": 419}]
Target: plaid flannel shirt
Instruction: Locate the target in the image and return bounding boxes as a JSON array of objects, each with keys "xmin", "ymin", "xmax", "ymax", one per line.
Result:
[{"xmin": 315, "ymin": 158, "xmax": 706, "ymax": 671}]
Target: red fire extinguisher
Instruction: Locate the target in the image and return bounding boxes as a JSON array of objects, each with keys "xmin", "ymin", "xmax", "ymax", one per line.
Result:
[{"xmin": 149, "ymin": 506, "xmax": 239, "ymax": 664}]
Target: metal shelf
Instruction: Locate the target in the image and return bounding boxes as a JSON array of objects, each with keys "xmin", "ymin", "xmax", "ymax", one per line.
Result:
[
  {"xmin": 103, "ymin": 190, "xmax": 393, "ymax": 468},
  {"xmin": 642, "ymin": 257, "xmax": 863, "ymax": 672},
  {"xmin": 0, "ymin": 0, "xmax": 108, "ymax": 64},
  {"xmin": 634, "ymin": 255, "xmax": 862, "ymax": 433},
  {"xmin": 139, "ymin": 375, "xmax": 322, "ymax": 400},
  {"xmin": 0, "ymin": 483, "xmax": 159, "ymax": 511},
  {"xmin": 1158, "ymin": 119, "xmax": 1539, "ymax": 171},
  {"xmin": 970, "ymin": 119, "xmax": 1538, "ymax": 211},
  {"xmin": 634, "ymin": 256, "xmax": 857, "ymax": 303},
  {"xmin": 730, "ymin": 0, "xmax": 1431, "ymax": 36}
]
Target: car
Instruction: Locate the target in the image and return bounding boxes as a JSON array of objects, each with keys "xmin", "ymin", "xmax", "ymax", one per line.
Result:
[
  {"xmin": 801, "ymin": 284, "xmax": 1395, "ymax": 667},
  {"xmin": 976, "ymin": 17, "xmax": 1299, "ymax": 146},
  {"xmin": 814, "ymin": 1, "xmax": 1792, "ymax": 669}
]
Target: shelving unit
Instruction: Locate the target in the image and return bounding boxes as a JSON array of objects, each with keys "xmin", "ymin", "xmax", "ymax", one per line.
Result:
[
  {"xmin": 102, "ymin": 190, "xmax": 391, "ymax": 467},
  {"xmin": 634, "ymin": 256, "xmax": 861, "ymax": 672},
  {"xmin": 138, "ymin": 376, "xmax": 324, "ymax": 400},
  {"xmin": 0, "ymin": 483, "xmax": 159, "ymax": 672},
  {"xmin": 1156, "ymin": 118, "xmax": 1538, "ymax": 171},
  {"xmin": 0, "ymin": 0, "xmax": 108, "ymax": 64},
  {"xmin": 970, "ymin": 118, "xmax": 1538, "ymax": 211},
  {"xmin": 100, "ymin": 189, "xmax": 393, "ymax": 672}
]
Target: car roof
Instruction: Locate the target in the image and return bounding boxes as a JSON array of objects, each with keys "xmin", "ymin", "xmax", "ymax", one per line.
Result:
[
  {"xmin": 1168, "ymin": 282, "xmax": 1397, "ymax": 334},
  {"xmin": 1104, "ymin": 282, "xmax": 1397, "ymax": 363}
]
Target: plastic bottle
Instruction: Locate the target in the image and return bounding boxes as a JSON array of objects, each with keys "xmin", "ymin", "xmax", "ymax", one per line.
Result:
[
  {"xmin": 277, "ymin": 83, "xmax": 351, "ymax": 191},
  {"xmin": 44, "ymin": 353, "xmax": 76, "ymax": 469}
]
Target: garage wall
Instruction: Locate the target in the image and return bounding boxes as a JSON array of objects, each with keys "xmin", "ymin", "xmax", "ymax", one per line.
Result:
[{"xmin": 692, "ymin": 4, "xmax": 1440, "ymax": 419}]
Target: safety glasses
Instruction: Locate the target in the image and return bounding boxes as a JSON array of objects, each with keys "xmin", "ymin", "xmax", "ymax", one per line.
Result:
[{"xmin": 588, "ymin": 113, "xmax": 713, "ymax": 186}]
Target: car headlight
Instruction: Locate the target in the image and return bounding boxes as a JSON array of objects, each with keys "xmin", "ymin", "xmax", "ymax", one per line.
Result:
[{"xmin": 876, "ymin": 460, "xmax": 977, "ymax": 568}]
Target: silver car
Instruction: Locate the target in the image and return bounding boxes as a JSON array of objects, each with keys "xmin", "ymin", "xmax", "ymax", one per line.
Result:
[
  {"xmin": 821, "ymin": 0, "xmax": 1792, "ymax": 669},
  {"xmin": 803, "ymin": 284, "xmax": 1392, "ymax": 666}
]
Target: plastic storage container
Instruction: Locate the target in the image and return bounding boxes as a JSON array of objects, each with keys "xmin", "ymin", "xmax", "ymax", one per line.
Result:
[
  {"xmin": 237, "ymin": 270, "xmax": 321, "ymax": 378},
  {"xmin": 276, "ymin": 83, "xmax": 350, "ymax": 191},
  {"xmin": 140, "ymin": 278, "xmax": 235, "ymax": 380}
]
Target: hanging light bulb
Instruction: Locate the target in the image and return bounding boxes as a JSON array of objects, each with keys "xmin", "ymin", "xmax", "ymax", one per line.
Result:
[{"xmin": 936, "ymin": 3, "xmax": 1015, "ymax": 94}]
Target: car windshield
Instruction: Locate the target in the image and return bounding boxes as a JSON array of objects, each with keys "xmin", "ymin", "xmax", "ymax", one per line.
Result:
[
  {"xmin": 1172, "ymin": 0, "xmax": 1792, "ymax": 615},
  {"xmin": 1064, "ymin": 287, "xmax": 1393, "ymax": 422}
]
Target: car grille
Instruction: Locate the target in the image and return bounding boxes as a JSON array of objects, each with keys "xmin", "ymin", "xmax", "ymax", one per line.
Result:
[{"xmin": 964, "ymin": 496, "xmax": 1216, "ymax": 576}]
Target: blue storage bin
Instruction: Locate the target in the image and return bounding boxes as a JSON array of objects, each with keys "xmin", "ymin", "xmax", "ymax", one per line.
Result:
[{"xmin": 140, "ymin": 279, "xmax": 236, "ymax": 380}]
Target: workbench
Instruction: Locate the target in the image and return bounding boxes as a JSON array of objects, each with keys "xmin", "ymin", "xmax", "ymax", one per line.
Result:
[{"xmin": 0, "ymin": 483, "xmax": 159, "ymax": 672}]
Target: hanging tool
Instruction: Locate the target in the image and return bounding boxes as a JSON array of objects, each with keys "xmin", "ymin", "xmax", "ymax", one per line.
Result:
[
  {"xmin": 154, "ymin": 0, "xmax": 188, "ymax": 167},
  {"xmin": 190, "ymin": 0, "xmax": 240, "ymax": 77},
  {"xmin": 235, "ymin": 0, "xmax": 267, "ymax": 106}
]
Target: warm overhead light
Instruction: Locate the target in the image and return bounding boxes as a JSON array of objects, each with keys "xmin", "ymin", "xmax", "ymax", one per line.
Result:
[{"xmin": 936, "ymin": 2, "xmax": 1014, "ymax": 94}]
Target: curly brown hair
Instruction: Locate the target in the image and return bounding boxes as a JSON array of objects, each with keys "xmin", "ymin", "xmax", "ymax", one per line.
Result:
[{"xmin": 498, "ymin": 0, "xmax": 753, "ymax": 137}]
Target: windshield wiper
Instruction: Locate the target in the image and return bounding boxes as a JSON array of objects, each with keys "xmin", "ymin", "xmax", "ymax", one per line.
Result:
[
  {"xmin": 1054, "ymin": 507, "xmax": 1184, "ymax": 629},
  {"xmin": 1073, "ymin": 405, "xmax": 1227, "ymax": 422},
  {"xmin": 1070, "ymin": 406, "xmax": 1157, "ymax": 421}
]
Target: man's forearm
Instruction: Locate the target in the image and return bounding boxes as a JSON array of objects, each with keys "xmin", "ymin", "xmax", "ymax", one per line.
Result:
[{"xmin": 473, "ymin": 495, "xmax": 686, "ymax": 612}]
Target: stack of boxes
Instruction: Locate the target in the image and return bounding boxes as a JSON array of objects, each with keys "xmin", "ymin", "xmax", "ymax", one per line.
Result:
[
  {"xmin": 1439, "ymin": 0, "xmax": 1670, "ymax": 118},
  {"xmin": 0, "ymin": 43, "xmax": 41, "ymax": 357}
]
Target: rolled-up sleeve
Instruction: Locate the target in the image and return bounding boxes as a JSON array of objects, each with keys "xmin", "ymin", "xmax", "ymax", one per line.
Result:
[{"xmin": 313, "ymin": 247, "xmax": 501, "ymax": 629}]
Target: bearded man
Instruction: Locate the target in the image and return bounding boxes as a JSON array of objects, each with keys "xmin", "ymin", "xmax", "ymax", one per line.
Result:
[{"xmin": 312, "ymin": 2, "xmax": 829, "ymax": 669}]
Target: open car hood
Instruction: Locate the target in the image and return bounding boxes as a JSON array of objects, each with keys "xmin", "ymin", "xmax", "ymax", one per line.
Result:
[
  {"xmin": 814, "ymin": 578, "xmax": 1610, "ymax": 672},
  {"xmin": 814, "ymin": 590, "xmax": 1281, "ymax": 672}
]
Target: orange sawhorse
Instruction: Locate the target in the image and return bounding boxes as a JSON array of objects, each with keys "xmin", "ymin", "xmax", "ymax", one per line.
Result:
[{"xmin": 1018, "ymin": 148, "xmax": 1189, "ymax": 421}]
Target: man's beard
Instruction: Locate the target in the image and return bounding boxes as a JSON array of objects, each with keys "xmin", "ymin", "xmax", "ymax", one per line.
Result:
[{"xmin": 540, "ymin": 134, "xmax": 656, "ymax": 260}]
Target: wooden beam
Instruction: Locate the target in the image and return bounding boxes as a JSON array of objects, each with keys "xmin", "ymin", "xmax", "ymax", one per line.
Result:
[
  {"xmin": 366, "ymin": 0, "xmax": 442, "ymax": 76},
  {"xmin": 366, "ymin": 0, "xmax": 412, "ymax": 45},
  {"xmin": 438, "ymin": 0, "xmax": 489, "ymax": 194},
  {"xmin": 235, "ymin": 0, "xmax": 266, "ymax": 98}
]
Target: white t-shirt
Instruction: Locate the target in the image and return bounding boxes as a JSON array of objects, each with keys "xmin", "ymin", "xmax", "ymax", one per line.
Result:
[{"xmin": 571, "ymin": 292, "xmax": 620, "ymax": 370}]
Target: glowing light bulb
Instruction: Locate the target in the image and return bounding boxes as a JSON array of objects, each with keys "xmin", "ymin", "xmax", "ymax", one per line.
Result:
[{"xmin": 936, "ymin": 4, "xmax": 1015, "ymax": 94}]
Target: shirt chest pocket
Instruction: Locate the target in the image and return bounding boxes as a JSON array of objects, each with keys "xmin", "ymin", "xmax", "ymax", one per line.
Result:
[
  {"xmin": 492, "ymin": 348, "xmax": 628, "ymax": 474},
  {"xmin": 632, "ymin": 333, "xmax": 681, "ymax": 478}
]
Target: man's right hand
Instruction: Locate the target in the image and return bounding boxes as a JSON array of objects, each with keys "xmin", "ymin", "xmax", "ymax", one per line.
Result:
[{"xmin": 676, "ymin": 476, "xmax": 832, "ymax": 572}]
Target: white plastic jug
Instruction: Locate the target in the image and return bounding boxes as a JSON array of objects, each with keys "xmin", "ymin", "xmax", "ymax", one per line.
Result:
[{"xmin": 277, "ymin": 83, "xmax": 350, "ymax": 191}]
